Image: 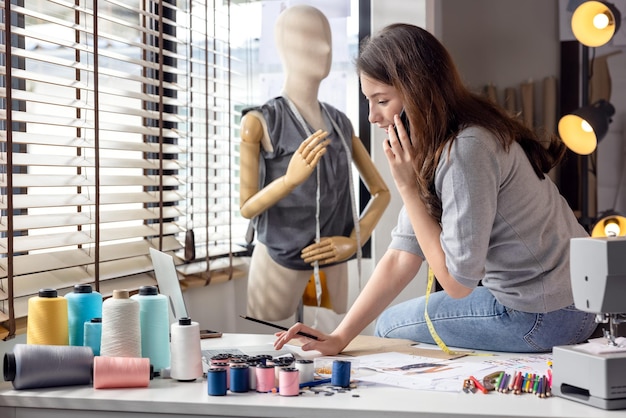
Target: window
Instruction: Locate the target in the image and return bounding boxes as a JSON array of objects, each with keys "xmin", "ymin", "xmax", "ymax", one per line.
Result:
[{"xmin": 0, "ymin": 0, "xmax": 249, "ymax": 339}]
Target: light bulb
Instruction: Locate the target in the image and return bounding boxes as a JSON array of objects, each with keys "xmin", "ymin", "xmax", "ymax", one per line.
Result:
[
  {"xmin": 604, "ymin": 220, "xmax": 621, "ymax": 237},
  {"xmin": 581, "ymin": 119, "xmax": 593, "ymax": 133},
  {"xmin": 593, "ymin": 12, "xmax": 610, "ymax": 30}
]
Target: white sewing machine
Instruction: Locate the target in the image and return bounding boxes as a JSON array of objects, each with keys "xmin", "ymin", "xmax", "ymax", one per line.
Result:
[{"xmin": 552, "ymin": 236, "xmax": 626, "ymax": 410}]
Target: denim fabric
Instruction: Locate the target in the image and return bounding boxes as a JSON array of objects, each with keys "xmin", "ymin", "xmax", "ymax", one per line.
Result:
[{"xmin": 374, "ymin": 287, "xmax": 598, "ymax": 353}]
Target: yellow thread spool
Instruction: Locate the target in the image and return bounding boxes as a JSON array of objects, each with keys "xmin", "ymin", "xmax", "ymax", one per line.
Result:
[{"xmin": 26, "ymin": 288, "xmax": 69, "ymax": 345}]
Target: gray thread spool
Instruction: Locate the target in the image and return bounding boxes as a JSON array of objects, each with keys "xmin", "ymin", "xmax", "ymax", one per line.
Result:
[{"xmin": 3, "ymin": 344, "xmax": 94, "ymax": 390}]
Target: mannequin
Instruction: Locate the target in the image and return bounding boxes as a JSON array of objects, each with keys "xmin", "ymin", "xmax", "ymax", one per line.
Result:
[{"xmin": 239, "ymin": 5, "xmax": 390, "ymax": 322}]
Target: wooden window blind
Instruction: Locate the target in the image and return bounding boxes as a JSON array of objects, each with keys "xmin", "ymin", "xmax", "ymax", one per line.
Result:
[{"xmin": 0, "ymin": 0, "xmax": 249, "ymax": 340}]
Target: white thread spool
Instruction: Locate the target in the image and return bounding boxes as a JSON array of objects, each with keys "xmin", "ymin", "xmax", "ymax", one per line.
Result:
[
  {"xmin": 295, "ymin": 359, "xmax": 315, "ymax": 383},
  {"xmin": 100, "ymin": 290, "xmax": 141, "ymax": 358},
  {"xmin": 170, "ymin": 317, "xmax": 203, "ymax": 381}
]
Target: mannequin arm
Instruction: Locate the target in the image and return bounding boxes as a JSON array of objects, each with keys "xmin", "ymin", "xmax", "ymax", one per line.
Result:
[
  {"xmin": 239, "ymin": 112, "xmax": 330, "ymax": 220},
  {"xmin": 301, "ymin": 135, "xmax": 390, "ymax": 265}
]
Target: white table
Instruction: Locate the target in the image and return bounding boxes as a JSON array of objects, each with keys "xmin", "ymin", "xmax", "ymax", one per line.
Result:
[{"xmin": 0, "ymin": 333, "xmax": 623, "ymax": 418}]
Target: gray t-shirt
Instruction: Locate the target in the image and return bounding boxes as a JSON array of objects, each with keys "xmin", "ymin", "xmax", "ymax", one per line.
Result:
[
  {"xmin": 389, "ymin": 126, "xmax": 588, "ymax": 313},
  {"xmin": 247, "ymin": 97, "xmax": 355, "ymax": 270}
]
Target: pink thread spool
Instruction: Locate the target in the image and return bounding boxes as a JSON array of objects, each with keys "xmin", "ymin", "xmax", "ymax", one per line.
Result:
[
  {"xmin": 255, "ymin": 364, "xmax": 275, "ymax": 392},
  {"xmin": 278, "ymin": 367, "xmax": 300, "ymax": 396},
  {"xmin": 93, "ymin": 356, "xmax": 153, "ymax": 389}
]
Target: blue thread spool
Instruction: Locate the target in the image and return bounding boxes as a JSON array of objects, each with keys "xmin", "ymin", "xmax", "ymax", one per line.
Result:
[
  {"xmin": 131, "ymin": 286, "xmax": 171, "ymax": 371},
  {"xmin": 66, "ymin": 284, "xmax": 102, "ymax": 347},
  {"xmin": 207, "ymin": 368, "xmax": 228, "ymax": 396},
  {"xmin": 83, "ymin": 317, "xmax": 102, "ymax": 356},
  {"xmin": 229, "ymin": 364, "xmax": 250, "ymax": 393},
  {"xmin": 331, "ymin": 360, "xmax": 351, "ymax": 387}
]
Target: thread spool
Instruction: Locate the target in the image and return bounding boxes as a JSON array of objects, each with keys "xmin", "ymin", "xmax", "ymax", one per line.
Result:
[
  {"xmin": 84, "ymin": 318, "xmax": 102, "ymax": 356},
  {"xmin": 100, "ymin": 289, "xmax": 141, "ymax": 358},
  {"xmin": 93, "ymin": 356, "xmax": 153, "ymax": 389},
  {"xmin": 4, "ymin": 344, "xmax": 93, "ymax": 390},
  {"xmin": 247, "ymin": 358, "xmax": 260, "ymax": 390},
  {"xmin": 229, "ymin": 364, "xmax": 250, "ymax": 393},
  {"xmin": 170, "ymin": 317, "xmax": 203, "ymax": 381},
  {"xmin": 255, "ymin": 364, "xmax": 275, "ymax": 392},
  {"xmin": 131, "ymin": 286, "xmax": 171, "ymax": 371},
  {"xmin": 210, "ymin": 354, "xmax": 230, "ymax": 365},
  {"xmin": 26, "ymin": 288, "xmax": 69, "ymax": 345},
  {"xmin": 331, "ymin": 360, "xmax": 351, "ymax": 387},
  {"xmin": 295, "ymin": 359, "xmax": 315, "ymax": 383},
  {"xmin": 66, "ymin": 284, "xmax": 102, "ymax": 347},
  {"xmin": 278, "ymin": 367, "xmax": 300, "ymax": 396},
  {"xmin": 207, "ymin": 367, "xmax": 227, "ymax": 396},
  {"xmin": 212, "ymin": 362, "xmax": 230, "ymax": 388},
  {"xmin": 271, "ymin": 357, "xmax": 293, "ymax": 386}
]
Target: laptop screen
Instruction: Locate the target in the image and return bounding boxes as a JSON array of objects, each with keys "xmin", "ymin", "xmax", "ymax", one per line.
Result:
[{"xmin": 149, "ymin": 248, "xmax": 188, "ymax": 325}]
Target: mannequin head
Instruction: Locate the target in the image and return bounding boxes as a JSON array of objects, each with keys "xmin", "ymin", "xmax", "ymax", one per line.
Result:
[{"xmin": 274, "ymin": 5, "xmax": 332, "ymax": 84}]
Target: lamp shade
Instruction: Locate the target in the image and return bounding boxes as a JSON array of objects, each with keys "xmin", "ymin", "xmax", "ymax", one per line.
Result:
[
  {"xmin": 571, "ymin": 1, "xmax": 621, "ymax": 47},
  {"xmin": 558, "ymin": 100, "xmax": 615, "ymax": 155},
  {"xmin": 591, "ymin": 212, "xmax": 626, "ymax": 237}
]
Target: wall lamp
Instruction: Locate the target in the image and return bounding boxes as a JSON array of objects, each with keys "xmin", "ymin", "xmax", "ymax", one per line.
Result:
[
  {"xmin": 591, "ymin": 211, "xmax": 626, "ymax": 237},
  {"xmin": 558, "ymin": 1, "xmax": 621, "ymax": 231},
  {"xmin": 571, "ymin": 0, "xmax": 621, "ymax": 47},
  {"xmin": 558, "ymin": 99, "xmax": 615, "ymax": 155}
]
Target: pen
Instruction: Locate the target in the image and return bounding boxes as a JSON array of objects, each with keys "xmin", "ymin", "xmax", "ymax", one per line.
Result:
[
  {"xmin": 269, "ymin": 378, "xmax": 332, "ymax": 393},
  {"xmin": 239, "ymin": 315, "xmax": 319, "ymax": 340},
  {"xmin": 300, "ymin": 378, "xmax": 332, "ymax": 388}
]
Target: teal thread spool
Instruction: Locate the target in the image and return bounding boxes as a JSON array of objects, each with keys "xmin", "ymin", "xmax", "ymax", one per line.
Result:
[
  {"xmin": 66, "ymin": 284, "xmax": 102, "ymax": 346},
  {"xmin": 83, "ymin": 317, "xmax": 102, "ymax": 356},
  {"xmin": 131, "ymin": 286, "xmax": 171, "ymax": 371}
]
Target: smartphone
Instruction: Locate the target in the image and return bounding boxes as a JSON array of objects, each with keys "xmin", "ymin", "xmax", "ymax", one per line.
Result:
[
  {"xmin": 393, "ymin": 109, "xmax": 410, "ymax": 140},
  {"xmin": 200, "ymin": 329, "xmax": 223, "ymax": 339}
]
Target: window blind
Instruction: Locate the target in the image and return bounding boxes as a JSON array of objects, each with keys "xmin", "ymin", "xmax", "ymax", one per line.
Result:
[{"xmin": 0, "ymin": 0, "xmax": 249, "ymax": 340}]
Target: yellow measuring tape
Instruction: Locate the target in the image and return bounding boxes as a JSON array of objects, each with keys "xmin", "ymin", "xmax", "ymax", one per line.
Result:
[{"xmin": 425, "ymin": 267, "xmax": 493, "ymax": 357}]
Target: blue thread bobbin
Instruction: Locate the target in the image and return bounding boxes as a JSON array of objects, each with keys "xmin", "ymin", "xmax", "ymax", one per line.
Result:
[
  {"xmin": 229, "ymin": 364, "xmax": 250, "ymax": 393},
  {"xmin": 331, "ymin": 359, "xmax": 351, "ymax": 387},
  {"xmin": 207, "ymin": 368, "xmax": 228, "ymax": 396}
]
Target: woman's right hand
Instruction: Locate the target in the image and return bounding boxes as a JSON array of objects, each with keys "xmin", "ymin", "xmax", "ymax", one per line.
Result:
[
  {"xmin": 284, "ymin": 130, "xmax": 330, "ymax": 189},
  {"xmin": 273, "ymin": 322, "xmax": 347, "ymax": 356}
]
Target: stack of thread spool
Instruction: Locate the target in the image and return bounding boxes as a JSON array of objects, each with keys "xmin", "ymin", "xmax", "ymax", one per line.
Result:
[
  {"xmin": 7, "ymin": 286, "xmax": 159, "ymax": 390},
  {"xmin": 205, "ymin": 355, "xmax": 352, "ymax": 397}
]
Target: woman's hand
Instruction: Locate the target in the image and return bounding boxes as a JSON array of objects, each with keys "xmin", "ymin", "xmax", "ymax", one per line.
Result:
[
  {"xmin": 284, "ymin": 129, "xmax": 330, "ymax": 189},
  {"xmin": 384, "ymin": 113, "xmax": 417, "ymax": 194},
  {"xmin": 273, "ymin": 322, "xmax": 347, "ymax": 356},
  {"xmin": 301, "ymin": 236, "xmax": 356, "ymax": 265}
]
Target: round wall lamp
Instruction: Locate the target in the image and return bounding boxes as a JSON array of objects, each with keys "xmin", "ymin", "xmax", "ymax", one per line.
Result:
[
  {"xmin": 571, "ymin": 1, "xmax": 622, "ymax": 47},
  {"xmin": 558, "ymin": 99, "xmax": 615, "ymax": 155},
  {"xmin": 591, "ymin": 212, "xmax": 626, "ymax": 237}
]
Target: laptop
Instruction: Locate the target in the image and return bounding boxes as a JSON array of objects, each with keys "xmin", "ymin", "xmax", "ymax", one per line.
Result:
[{"xmin": 149, "ymin": 247, "xmax": 189, "ymax": 326}]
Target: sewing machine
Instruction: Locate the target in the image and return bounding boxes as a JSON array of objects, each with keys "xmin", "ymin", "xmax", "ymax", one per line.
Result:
[{"xmin": 552, "ymin": 236, "xmax": 626, "ymax": 410}]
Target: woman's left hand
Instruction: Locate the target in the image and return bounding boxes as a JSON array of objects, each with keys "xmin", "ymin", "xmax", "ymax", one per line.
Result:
[{"xmin": 384, "ymin": 113, "xmax": 417, "ymax": 193}]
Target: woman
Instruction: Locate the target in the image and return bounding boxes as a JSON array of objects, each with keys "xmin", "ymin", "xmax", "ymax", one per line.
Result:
[{"xmin": 275, "ymin": 23, "xmax": 597, "ymax": 354}]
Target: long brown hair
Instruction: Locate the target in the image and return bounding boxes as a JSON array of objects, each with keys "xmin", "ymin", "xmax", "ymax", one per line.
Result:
[{"xmin": 356, "ymin": 23, "xmax": 565, "ymax": 221}]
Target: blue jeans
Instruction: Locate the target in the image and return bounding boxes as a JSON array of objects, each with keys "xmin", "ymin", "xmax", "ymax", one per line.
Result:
[{"xmin": 375, "ymin": 287, "xmax": 598, "ymax": 353}]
